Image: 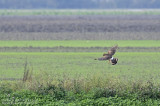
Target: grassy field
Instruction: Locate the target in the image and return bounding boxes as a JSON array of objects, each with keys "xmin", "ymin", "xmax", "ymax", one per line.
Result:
[
  {"xmin": 0, "ymin": 9, "xmax": 160, "ymax": 16},
  {"xmin": 1, "ymin": 52, "xmax": 160, "ymax": 105},
  {"xmin": 0, "ymin": 40, "xmax": 160, "ymax": 47},
  {"xmin": 0, "ymin": 13, "xmax": 160, "ymax": 105},
  {"xmin": 0, "ymin": 52, "xmax": 160, "ymax": 81},
  {"xmin": 0, "ymin": 40, "xmax": 159, "ymax": 52}
]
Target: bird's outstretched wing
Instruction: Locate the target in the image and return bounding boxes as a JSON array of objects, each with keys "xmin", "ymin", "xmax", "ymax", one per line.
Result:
[
  {"xmin": 107, "ymin": 45, "xmax": 118, "ymax": 56},
  {"xmin": 94, "ymin": 45, "xmax": 118, "ymax": 61},
  {"xmin": 95, "ymin": 54, "xmax": 112, "ymax": 61}
]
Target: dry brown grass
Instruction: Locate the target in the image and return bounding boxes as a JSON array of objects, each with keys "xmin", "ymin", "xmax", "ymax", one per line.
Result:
[{"xmin": 0, "ymin": 15, "xmax": 160, "ymax": 40}]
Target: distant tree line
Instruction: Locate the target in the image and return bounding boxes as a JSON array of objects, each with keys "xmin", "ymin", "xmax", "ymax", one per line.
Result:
[{"xmin": 0, "ymin": 0, "xmax": 160, "ymax": 9}]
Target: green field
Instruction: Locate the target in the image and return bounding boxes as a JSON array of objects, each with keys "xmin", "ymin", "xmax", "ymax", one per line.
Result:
[
  {"xmin": 1, "ymin": 13, "xmax": 160, "ymax": 105},
  {"xmin": 0, "ymin": 52, "xmax": 160, "ymax": 81},
  {"xmin": 0, "ymin": 40, "xmax": 160, "ymax": 47},
  {"xmin": 1, "ymin": 51, "xmax": 160, "ymax": 105},
  {"xmin": 0, "ymin": 40, "xmax": 160, "ymax": 105},
  {"xmin": 0, "ymin": 9, "xmax": 160, "ymax": 16}
]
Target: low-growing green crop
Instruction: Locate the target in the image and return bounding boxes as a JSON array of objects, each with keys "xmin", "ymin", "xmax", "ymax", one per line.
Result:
[
  {"xmin": 1, "ymin": 80, "xmax": 160, "ymax": 105},
  {"xmin": 0, "ymin": 52, "xmax": 160, "ymax": 82},
  {"xmin": 0, "ymin": 44, "xmax": 160, "ymax": 105}
]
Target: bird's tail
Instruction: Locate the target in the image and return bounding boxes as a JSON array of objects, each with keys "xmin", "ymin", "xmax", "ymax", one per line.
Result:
[{"xmin": 94, "ymin": 58, "xmax": 98, "ymax": 60}]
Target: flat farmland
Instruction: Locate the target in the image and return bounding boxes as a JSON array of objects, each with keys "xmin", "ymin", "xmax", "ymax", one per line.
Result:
[
  {"xmin": 0, "ymin": 13, "xmax": 160, "ymax": 105},
  {"xmin": 0, "ymin": 40, "xmax": 160, "ymax": 52},
  {"xmin": 0, "ymin": 52, "xmax": 160, "ymax": 82},
  {"xmin": 1, "ymin": 52, "xmax": 160, "ymax": 105},
  {"xmin": 0, "ymin": 15, "xmax": 160, "ymax": 40},
  {"xmin": 0, "ymin": 40, "xmax": 160, "ymax": 47}
]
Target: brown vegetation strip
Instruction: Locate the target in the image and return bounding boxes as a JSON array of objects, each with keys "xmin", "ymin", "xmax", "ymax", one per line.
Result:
[
  {"xmin": 0, "ymin": 15, "xmax": 160, "ymax": 40},
  {"xmin": 0, "ymin": 15, "xmax": 160, "ymax": 33},
  {"xmin": 0, "ymin": 47, "xmax": 159, "ymax": 52},
  {"xmin": 1, "ymin": 32, "xmax": 160, "ymax": 40}
]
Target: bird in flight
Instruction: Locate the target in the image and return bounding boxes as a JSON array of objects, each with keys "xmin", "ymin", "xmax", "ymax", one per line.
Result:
[{"xmin": 94, "ymin": 45, "xmax": 118, "ymax": 65}]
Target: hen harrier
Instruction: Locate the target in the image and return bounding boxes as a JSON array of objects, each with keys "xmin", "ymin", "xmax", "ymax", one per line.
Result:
[{"xmin": 95, "ymin": 45, "xmax": 118, "ymax": 65}]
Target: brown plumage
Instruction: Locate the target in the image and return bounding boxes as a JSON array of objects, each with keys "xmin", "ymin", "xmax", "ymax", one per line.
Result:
[{"xmin": 95, "ymin": 45, "xmax": 118, "ymax": 65}]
